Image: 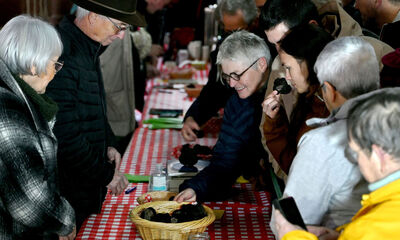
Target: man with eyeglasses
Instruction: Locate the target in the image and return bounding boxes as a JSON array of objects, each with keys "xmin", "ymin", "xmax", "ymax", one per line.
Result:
[
  {"xmin": 175, "ymin": 30, "xmax": 271, "ymax": 202},
  {"xmin": 181, "ymin": 0, "xmax": 259, "ymax": 142},
  {"xmin": 45, "ymin": 0, "xmax": 146, "ymax": 231},
  {"xmin": 269, "ymin": 36, "xmax": 381, "ymax": 237}
]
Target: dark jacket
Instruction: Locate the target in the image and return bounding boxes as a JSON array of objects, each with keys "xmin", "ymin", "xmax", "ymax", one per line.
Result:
[
  {"xmin": 0, "ymin": 59, "xmax": 75, "ymax": 239},
  {"xmin": 180, "ymin": 85, "xmax": 266, "ymax": 201},
  {"xmin": 46, "ymin": 15, "xmax": 115, "ymax": 225},
  {"xmin": 380, "ymin": 21, "xmax": 400, "ymax": 49},
  {"xmin": 184, "ymin": 48, "xmax": 234, "ymax": 126}
]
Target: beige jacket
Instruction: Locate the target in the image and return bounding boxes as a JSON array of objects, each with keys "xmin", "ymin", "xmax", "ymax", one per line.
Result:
[
  {"xmin": 261, "ymin": 0, "xmax": 394, "ymax": 180},
  {"xmin": 100, "ymin": 30, "xmax": 136, "ymax": 137}
]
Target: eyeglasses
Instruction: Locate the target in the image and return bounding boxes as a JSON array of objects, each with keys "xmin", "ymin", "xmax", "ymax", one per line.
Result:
[
  {"xmin": 315, "ymin": 82, "xmax": 338, "ymax": 102},
  {"xmin": 54, "ymin": 60, "xmax": 64, "ymax": 73},
  {"xmin": 221, "ymin": 58, "xmax": 259, "ymax": 84},
  {"xmin": 315, "ymin": 84, "xmax": 325, "ymax": 102},
  {"xmin": 107, "ymin": 17, "xmax": 129, "ymax": 34}
]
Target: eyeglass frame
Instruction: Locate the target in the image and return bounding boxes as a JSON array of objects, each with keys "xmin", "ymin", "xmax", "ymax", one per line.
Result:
[
  {"xmin": 315, "ymin": 81, "xmax": 338, "ymax": 102},
  {"xmin": 315, "ymin": 84, "xmax": 325, "ymax": 102},
  {"xmin": 221, "ymin": 58, "xmax": 260, "ymax": 84},
  {"xmin": 51, "ymin": 60, "xmax": 64, "ymax": 73},
  {"xmin": 107, "ymin": 17, "xmax": 130, "ymax": 34}
]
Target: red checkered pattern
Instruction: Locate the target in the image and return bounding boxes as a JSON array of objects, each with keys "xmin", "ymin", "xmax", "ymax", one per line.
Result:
[
  {"xmin": 145, "ymin": 58, "xmax": 209, "ymax": 94},
  {"xmin": 76, "ymin": 62, "xmax": 275, "ymax": 240}
]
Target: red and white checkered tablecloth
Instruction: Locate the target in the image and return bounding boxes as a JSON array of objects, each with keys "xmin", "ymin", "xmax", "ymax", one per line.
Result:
[
  {"xmin": 76, "ymin": 61, "xmax": 275, "ymax": 240},
  {"xmin": 145, "ymin": 58, "xmax": 209, "ymax": 94},
  {"xmin": 77, "ymin": 184, "xmax": 275, "ymax": 240}
]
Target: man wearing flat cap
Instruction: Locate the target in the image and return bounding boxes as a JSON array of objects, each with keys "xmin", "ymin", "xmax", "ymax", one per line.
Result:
[{"xmin": 46, "ymin": 0, "xmax": 146, "ymax": 230}]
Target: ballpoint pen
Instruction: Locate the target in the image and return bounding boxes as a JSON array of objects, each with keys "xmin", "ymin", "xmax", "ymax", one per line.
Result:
[{"xmin": 125, "ymin": 186, "xmax": 137, "ymax": 194}]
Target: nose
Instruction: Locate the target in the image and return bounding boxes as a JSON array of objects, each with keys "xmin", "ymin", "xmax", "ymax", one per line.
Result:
[
  {"xmin": 284, "ymin": 69, "xmax": 290, "ymax": 79},
  {"xmin": 229, "ymin": 78, "xmax": 237, "ymax": 88}
]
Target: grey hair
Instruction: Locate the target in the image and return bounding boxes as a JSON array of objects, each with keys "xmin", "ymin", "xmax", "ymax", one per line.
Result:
[
  {"xmin": 347, "ymin": 88, "xmax": 400, "ymax": 161},
  {"xmin": 216, "ymin": 30, "xmax": 271, "ymax": 68},
  {"xmin": 75, "ymin": 6, "xmax": 107, "ymax": 20},
  {"xmin": 218, "ymin": 0, "xmax": 258, "ymax": 24},
  {"xmin": 0, "ymin": 15, "xmax": 63, "ymax": 75},
  {"xmin": 75, "ymin": 6, "xmax": 90, "ymax": 20},
  {"xmin": 314, "ymin": 36, "xmax": 379, "ymax": 99}
]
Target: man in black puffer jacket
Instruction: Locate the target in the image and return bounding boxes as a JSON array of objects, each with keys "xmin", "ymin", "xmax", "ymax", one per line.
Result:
[{"xmin": 46, "ymin": 0, "xmax": 146, "ymax": 231}]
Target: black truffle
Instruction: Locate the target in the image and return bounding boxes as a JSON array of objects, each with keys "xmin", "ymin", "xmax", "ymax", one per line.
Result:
[
  {"xmin": 151, "ymin": 213, "xmax": 172, "ymax": 223},
  {"xmin": 170, "ymin": 203, "xmax": 207, "ymax": 223},
  {"xmin": 273, "ymin": 77, "xmax": 292, "ymax": 94},
  {"xmin": 140, "ymin": 204, "xmax": 207, "ymax": 223},
  {"xmin": 193, "ymin": 144, "xmax": 212, "ymax": 155},
  {"xmin": 140, "ymin": 207, "xmax": 156, "ymax": 221},
  {"xmin": 179, "ymin": 144, "xmax": 198, "ymax": 167}
]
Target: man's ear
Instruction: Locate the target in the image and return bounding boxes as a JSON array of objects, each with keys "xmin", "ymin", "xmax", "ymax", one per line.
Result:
[
  {"xmin": 257, "ymin": 57, "xmax": 268, "ymax": 73},
  {"xmin": 88, "ymin": 12, "xmax": 98, "ymax": 25},
  {"xmin": 30, "ymin": 65, "xmax": 37, "ymax": 76},
  {"xmin": 323, "ymin": 81, "xmax": 336, "ymax": 102},
  {"xmin": 372, "ymin": 144, "xmax": 386, "ymax": 173}
]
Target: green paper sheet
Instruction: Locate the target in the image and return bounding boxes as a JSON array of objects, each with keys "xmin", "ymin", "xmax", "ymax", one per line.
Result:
[
  {"xmin": 124, "ymin": 173, "xmax": 150, "ymax": 183},
  {"xmin": 142, "ymin": 117, "xmax": 182, "ymax": 124}
]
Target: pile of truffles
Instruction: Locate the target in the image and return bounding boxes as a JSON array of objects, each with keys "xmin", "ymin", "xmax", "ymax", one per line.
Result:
[
  {"xmin": 140, "ymin": 203, "xmax": 207, "ymax": 223},
  {"xmin": 178, "ymin": 144, "xmax": 213, "ymax": 172}
]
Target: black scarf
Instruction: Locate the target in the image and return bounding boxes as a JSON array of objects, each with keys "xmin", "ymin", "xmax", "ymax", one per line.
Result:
[{"xmin": 13, "ymin": 74, "xmax": 58, "ymax": 122}]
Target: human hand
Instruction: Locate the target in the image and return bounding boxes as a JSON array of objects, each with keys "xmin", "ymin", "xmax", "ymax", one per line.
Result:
[
  {"xmin": 262, "ymin": 90, "xmax": 281, "ymax": 119},
  {"xmin": 307, "ymin": 226, "xmax": 339, "ymax": 240},
  {"xmin": 58, "ymin": 226, "xmax": 76, "ymax": 240},
  {"xmin": 107, "ymin": 170, "xmax": 129, "ymax": 196},
  {"xmin": 108, "ymin": 147, "xmax": 121, "ymax": 170},
  {"xmin": 274, "ymin": 209, "xmax": 302, "ymax": 240},
  {"xmin": 181, "ymin": 117, "xmax": 200, "ymax": 142},
  {"xmin": 174, "ymin": 188, "xmax": 197, "ymax": 202},
  {"xmin": 150, "ymin": 44, "xmax": 164, "ymax": 58}
]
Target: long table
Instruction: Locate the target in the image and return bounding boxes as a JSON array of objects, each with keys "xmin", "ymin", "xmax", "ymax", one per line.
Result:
[{"xmin": 76, "ymin": 63, "xmax": 275, "ymax": 239}]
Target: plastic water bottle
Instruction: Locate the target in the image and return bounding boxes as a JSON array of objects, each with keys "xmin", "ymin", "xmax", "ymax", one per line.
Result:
[
  {"xmin": 149, "ymin": 164, "xmax": 167, "ymax": 191},
  {"xmin": 163, "ymin": 32, "xmax": 170, "ymax": 52}
]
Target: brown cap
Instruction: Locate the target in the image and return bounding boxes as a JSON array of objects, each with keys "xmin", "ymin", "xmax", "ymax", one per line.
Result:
[{"xmin": 72, "ymin": 0, "xmax": 146, "ymax": 27}]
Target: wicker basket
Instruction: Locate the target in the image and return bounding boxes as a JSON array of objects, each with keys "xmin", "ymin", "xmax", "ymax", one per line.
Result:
[
  {"xmin": 184, "ymin": 84, "xmax": 204, "ymax": 98},
  {"xmin": 137, "ymin": 191, "xmax": 178, "ymax": 205},
  {"xmin": 130, "ymin": 201, "xmax": 215, "ymax": 240}
]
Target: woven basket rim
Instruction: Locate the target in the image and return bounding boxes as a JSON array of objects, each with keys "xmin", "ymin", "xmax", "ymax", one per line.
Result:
[
  {"xmin": 137, "ymin": 191, "xmax": 178, "ymax": 205},
  {"xmin": 130, "ymin": 201, "xmax": 215, "ymax": 231}
]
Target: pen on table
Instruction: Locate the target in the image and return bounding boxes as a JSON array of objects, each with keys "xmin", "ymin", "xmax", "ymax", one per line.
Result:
[
  {"xmin": 125, "ymin": 186, "xmax": 137, "ymax": 194},
  {"xmin": 158, "ymin": 89, "xmax": 173, "ymax": 94}
]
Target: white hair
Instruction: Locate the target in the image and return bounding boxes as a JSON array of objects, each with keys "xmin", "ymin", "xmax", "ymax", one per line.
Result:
[
  {"xmin": 217, "ymin": 30, "xmax": 271, "ymax": 67},
  {"xmin": 314, "ymin": 36, "xmax": 379, "ymax": 99},
  {"xmin": 0, "ymin": 15, "xmax": 63, "ymax": 75}
]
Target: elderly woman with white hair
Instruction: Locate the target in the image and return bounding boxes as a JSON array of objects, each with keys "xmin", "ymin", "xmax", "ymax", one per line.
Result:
[
  {"xmin": 0, "ymin": 15, "xmax": 75, "ymax": 239},
  {"xmin": 274, "ymin": 87, "xmax": 400, "ymax": 240},
  {"xmin": 175, "ymin": 30, "xmax": 271, "ymax": 202}
]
